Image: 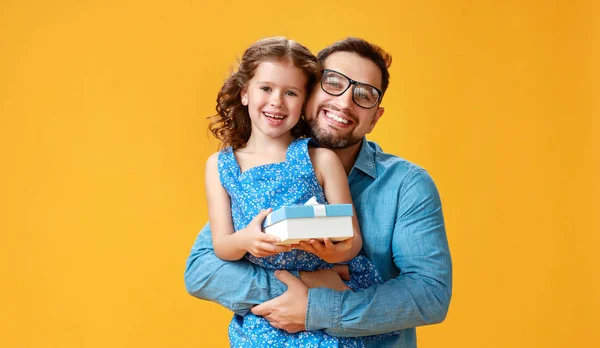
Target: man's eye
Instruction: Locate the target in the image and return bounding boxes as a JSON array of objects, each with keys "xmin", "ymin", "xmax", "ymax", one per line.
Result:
[
  {"xmin": 354, "ymin": 87, "xmax": 368, "ymax": 99},
  {"xmin": 325, "ymin": 77, "xmax": 343, "ymax": 88},
  {"xmin": 260, "ymin": 86, "xmax": 271, "ymax": 92},
  {"xmin": 355, "ymin": 87, "xmax": 375, "ymax": 101}
]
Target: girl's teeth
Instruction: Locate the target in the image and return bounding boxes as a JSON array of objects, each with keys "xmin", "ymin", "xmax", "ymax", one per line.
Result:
[
  {"xmin": 325, "ymin": 111, "xmax": 349, "ymax": 124},
  {"xmin": 264, "ymin": 112, "xmax": 284, "ymax": 119}
]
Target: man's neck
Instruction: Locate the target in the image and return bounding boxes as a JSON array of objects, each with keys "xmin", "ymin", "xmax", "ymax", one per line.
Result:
[{"xmin": 330, "ymin": 140, "xmax": 362, "ymax": 176}]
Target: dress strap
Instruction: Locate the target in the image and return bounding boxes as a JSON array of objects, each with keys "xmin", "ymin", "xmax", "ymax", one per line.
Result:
[
  {"xmin": 217, "ymin": 147, "xmax": 240, "ymax": 191},
  {"xmin": 285, "ymin": 137, "xmax": 319, "ymax": 171},
  {"xmin": 285, "ymin": 138, "xmax": 306, "ymax": 161}
]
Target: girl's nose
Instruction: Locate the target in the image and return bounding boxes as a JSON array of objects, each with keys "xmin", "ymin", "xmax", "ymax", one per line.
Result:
[{"xmin": 270, "ymin": 93, "xmax": 283, "ymax": 108}]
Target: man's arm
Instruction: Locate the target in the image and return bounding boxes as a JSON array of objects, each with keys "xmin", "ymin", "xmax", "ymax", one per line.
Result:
[
  {"xmin": 253, "ymin": 168, "xmax": 452, "ymax": 336},
  {"xmin": 184, "ymin": 223, "xmax": 289, "ymax": 315},
  {"xmin": 307, "ymin": 168, "xmax": 452, "ymax": 336}
]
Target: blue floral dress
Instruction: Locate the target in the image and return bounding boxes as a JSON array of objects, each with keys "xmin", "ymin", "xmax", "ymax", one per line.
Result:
[{"xmin": 218, "ymin": 138, "xmax": 383, "ymax": 348}]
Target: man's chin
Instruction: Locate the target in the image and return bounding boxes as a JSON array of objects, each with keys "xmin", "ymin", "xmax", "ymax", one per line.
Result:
[{"xmin": 310, "ymin": 128, "xmax": 361, "ymax": 150}]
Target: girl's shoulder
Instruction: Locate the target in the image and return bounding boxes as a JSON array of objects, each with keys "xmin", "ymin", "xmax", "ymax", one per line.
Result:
[
  {"xmin": 307, "ymin": 146, "xmax": 341, "ymax": 187},
  {"xmin": 206, "ymin": 147, "xmax": 234, "ymax": 167},
  {"xmin": 308, "ymin": 146, "xmax": 338, "ymax": 164},
  {"xmin": 205, "ymin": 151, "xmax": 220, "ymax": 171}
]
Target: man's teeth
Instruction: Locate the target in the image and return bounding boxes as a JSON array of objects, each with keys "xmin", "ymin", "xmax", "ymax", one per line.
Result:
[
  {"xmin": 325, "ymin": 111, "xmax": 349, "ymax": 124},
  {"xmin": 264, "ymin": 112, "xmax": 284, "ymax": 119}
]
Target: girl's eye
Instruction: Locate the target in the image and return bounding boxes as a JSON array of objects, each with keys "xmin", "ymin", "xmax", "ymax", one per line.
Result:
[
  {"xmin": 286, "ymin": 91, "xmax": 298, "ymax": 97},
  {"xmin": 260, "ymin": 86, "xmax": 271, "ymax": 92}
]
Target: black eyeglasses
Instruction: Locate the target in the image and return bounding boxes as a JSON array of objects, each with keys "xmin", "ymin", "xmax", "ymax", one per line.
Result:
[{"xmin": 320, "ymin": 69, "xmax": 382, "ymax": 109}]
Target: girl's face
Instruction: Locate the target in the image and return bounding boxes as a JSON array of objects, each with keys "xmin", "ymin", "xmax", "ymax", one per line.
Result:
[{"xmin": 241, "ymin": 60, "xmax": 307, "ymax": 141}]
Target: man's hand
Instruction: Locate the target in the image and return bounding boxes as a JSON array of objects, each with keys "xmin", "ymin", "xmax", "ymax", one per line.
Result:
[
  {"xmin": 300, "ymin": 265, "xmax": 351, "ymax": 291},
  {"xmin": 251, "ymin": 270, "xmax": 308, "ymax": 333}
]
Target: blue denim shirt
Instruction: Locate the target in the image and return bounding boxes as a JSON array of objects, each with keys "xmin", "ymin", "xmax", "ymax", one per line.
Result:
[{"xmin": 185, "ymin": 138, "xmax": 452, "ymax": 348}]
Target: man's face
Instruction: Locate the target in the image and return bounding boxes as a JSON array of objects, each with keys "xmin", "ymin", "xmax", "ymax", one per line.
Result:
[{"xmin": 305, "ymin": 51, "xmax": 385, "ymax": 149}]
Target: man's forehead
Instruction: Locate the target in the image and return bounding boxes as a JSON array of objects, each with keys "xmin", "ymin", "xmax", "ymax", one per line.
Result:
[{"xmin": 322, "ymin": 52, "xmax": 382, "ymax": 89}]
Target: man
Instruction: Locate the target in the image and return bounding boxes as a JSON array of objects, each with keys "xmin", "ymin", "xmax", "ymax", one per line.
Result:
[{"xmin": 185, "ymin": 37, "xmax": 452, "ymax": 347}]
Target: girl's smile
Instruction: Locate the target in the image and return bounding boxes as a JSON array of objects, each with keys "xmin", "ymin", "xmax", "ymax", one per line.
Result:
[{"xmin": 241, "ymin": 61, "xmax": 308, "ymax": 141}]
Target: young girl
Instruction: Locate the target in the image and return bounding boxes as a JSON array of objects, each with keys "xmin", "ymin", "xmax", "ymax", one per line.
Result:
[{"xmin": 205, "ymin": 37, "xmax": 381, "ymax": 347}]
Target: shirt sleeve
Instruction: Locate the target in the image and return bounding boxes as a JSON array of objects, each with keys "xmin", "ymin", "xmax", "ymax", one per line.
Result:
[
  {"xmin": 184, "ymin": 223, "xmax": 290, "ymax": 316},
  {"xmin": 306, "ymin": 167, "xmax": 453, "ymax": 336}
]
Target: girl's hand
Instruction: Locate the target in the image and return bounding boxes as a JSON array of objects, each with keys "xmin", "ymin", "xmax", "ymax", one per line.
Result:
[
  {"xmin": 236, "ymin": 208, "xmax": 292, "ymax": 258},
  {"xmin": 294, "ymin": 237, "xmax": 354, "ymax": 264}
]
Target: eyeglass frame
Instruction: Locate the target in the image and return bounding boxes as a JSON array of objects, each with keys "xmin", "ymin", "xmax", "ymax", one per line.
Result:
[{"xmin": 319, "ymin": 69, "xmax": 383, "ymax": 109}]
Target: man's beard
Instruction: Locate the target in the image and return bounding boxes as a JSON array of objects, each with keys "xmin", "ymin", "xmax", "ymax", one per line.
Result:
[{"xmin": 308, "ymin": 117, "xmax": 362, "ymax": 149}]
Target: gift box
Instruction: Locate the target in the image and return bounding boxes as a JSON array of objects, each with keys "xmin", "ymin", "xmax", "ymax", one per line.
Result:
[{"xmin": 261, "ymin": 202, "xmax": 354, "ymax": 245}]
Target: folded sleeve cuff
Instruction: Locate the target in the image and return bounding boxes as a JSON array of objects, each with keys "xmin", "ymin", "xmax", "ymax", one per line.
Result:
[{"xmin": 306, "ymin": 287, "xmax": 341, "ymax": 331}]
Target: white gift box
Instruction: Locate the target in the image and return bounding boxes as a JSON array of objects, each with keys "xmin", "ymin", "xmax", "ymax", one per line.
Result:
[{"xmin": 261, "ymin": 201, "xmax": 354, "ymax": 245}]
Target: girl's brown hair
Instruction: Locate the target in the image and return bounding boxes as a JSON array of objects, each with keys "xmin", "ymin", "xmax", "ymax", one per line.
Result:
[{"xmin": 208, "ymin": 37, "xmax": 320, "ymax": 150}]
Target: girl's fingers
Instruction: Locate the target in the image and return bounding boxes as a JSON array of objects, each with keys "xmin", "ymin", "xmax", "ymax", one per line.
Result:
[
  {"xmin": 274, "ymin": 245, "xmax": 292, "ymax": 253},
  {"xmin": 297, "ymin": 241, "xmax": 317, "ymax": 254},
  {"xmin": 259, "ymin": 242, "xmax": 291, "ymax": 254},
  {"xmin": 259, "ymin": 242, "xmax": 277, "ymax": 253},
  {"xmin": 252, "ymin": 208, "xmax": 273, "ymax": 226},
  {"xmin": 310, "ymin": 239, "xmax": 326, "ymax": 252},
  {"xmin": 323, "ymin": 238, "xmax": 334, "ymax": 248},
  {"xmin": 258, "ymin": 233, "xmax": 281, "ymax": 244},
  {"xmin": 335, "ymin": 238, "xmax": 353, "ymax": 251}
]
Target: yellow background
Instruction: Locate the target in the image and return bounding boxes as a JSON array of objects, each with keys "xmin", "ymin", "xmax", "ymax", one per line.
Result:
[{"xmin": 2, "ymin": 0, "xmax": 598, "ymax": 347}]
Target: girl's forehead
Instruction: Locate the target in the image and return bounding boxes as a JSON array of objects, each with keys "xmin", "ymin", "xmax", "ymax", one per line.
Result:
[
  {"xmin": 251, "ymin": 61, "xmax": 307, "ymax": 83},
  {"xmin": 254, "ymin": 59, "xmax": 298, "ymax": 72}
]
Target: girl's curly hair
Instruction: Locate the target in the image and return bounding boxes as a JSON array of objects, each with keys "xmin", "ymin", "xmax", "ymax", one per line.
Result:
[{"xmin": 208, "ymin": 37, "xmax": 320, "ymax": 149}]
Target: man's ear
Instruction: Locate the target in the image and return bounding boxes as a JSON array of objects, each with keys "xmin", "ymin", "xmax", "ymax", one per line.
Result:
[
  {"xmin": 367, "ymin": 106, "xmax": 385, "ymax": 133},
  {"xmin": 241, "ymin": 88, "xmax": 248, "ymax": 106}
]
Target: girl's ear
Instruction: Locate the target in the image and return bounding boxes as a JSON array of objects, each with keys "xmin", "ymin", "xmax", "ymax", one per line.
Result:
[{"xmin": 241, "ymin": 88, "xmax": 248, "ymax": 106}]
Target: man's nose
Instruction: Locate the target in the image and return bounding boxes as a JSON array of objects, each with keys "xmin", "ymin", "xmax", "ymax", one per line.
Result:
[{"xmin": 336, "ymin": 86, "xmax": 354, "ymax": 109}]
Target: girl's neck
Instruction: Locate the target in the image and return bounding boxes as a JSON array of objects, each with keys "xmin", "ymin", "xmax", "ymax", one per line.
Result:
[{"xmin": 242, "ymin": 132, "xmax": 295, "ymax": 154}]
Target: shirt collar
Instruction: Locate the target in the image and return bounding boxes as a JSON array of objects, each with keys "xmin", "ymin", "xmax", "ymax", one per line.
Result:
[{"xmin": 351, "ymin": 137, "xmax": 378, "ymax": 179}]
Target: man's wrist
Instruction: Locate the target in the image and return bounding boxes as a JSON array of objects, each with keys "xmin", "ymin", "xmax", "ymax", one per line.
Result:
[
  {"xmin": 305, "ymin": 287, "xmax": 341, "ymax": 331},
  {"xmin": 267, "ymin": 270, "xmax": 300, "ymax": 299}
]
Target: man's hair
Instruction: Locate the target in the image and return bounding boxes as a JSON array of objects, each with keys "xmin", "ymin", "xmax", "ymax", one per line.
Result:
[
  {"xmin": 209, "ymin": 37, "xmax": 319, "ymax": 149},
  {"xmin": 317, "ymin": 37, "xmax": 392, "ymax": 99}
]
